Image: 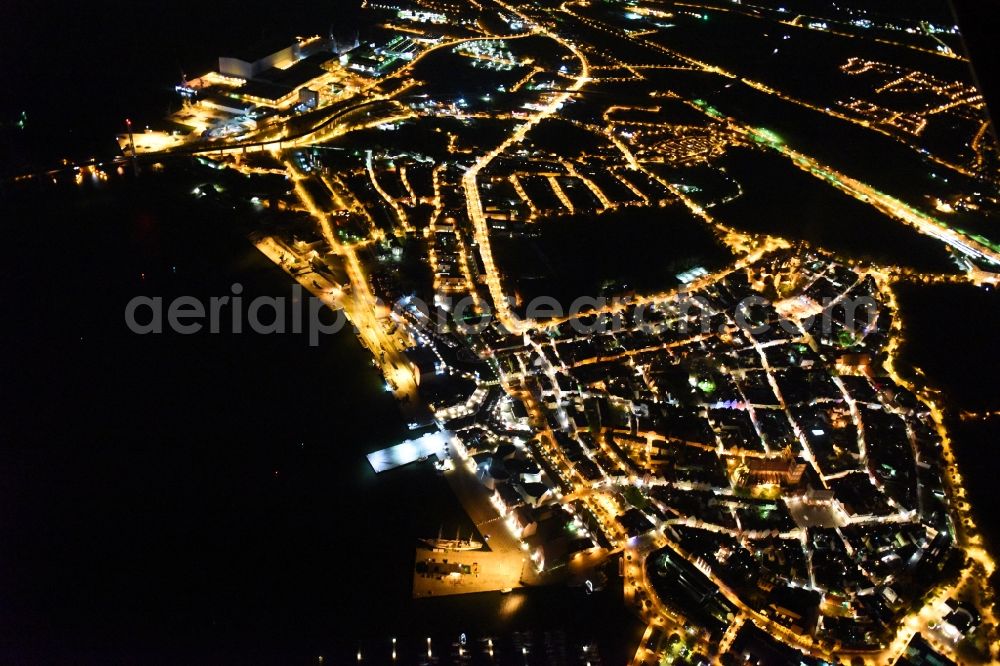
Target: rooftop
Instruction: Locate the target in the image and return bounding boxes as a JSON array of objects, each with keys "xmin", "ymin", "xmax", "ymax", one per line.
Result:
[{"xmin": 366, "ymin": 430, "xmax": 451, "ymax": 473}]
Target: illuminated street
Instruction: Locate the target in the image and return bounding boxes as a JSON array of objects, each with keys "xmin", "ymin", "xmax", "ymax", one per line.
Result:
[{"xmin": 5, "ymin": 0, "xmax": 1000, "ymax": 663}]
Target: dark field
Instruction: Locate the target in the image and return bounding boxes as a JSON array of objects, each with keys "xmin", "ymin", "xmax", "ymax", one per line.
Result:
[
  {"xmin": 895, "ymin": 281, "xmax": 1000, "ymax": 412},
  {"xmin": 492, "ymin": 206, "xmax": 733, "ymax": 312},
  {"xmin": 716, "ymin": 147, "xmax": 960, "ymax": 271}
]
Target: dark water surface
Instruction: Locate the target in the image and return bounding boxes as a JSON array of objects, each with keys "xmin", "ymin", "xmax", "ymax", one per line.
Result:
[
  {"xmin": 0, "ymin": 0, "xmax": 363, "ymax": 172},
  {"xmin": 0, "ymin": 170, "xmax": 640, "ymax": 664}
]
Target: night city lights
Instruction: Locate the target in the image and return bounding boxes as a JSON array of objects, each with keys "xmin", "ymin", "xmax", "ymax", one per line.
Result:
[{"xmin": 2, "ymin": 0, "xmax": 1000, "ymax": 664}]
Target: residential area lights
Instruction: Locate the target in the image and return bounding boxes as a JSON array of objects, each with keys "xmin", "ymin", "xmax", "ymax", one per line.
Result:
[{"xmin": 96, "ymin": 0, "xmax": 1000, "ymax": 661}]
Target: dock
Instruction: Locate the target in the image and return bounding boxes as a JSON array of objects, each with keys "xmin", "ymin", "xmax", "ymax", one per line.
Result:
[{"xmin": 412, "ymin": 547, "xmax": 527, "ymax": 598}]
